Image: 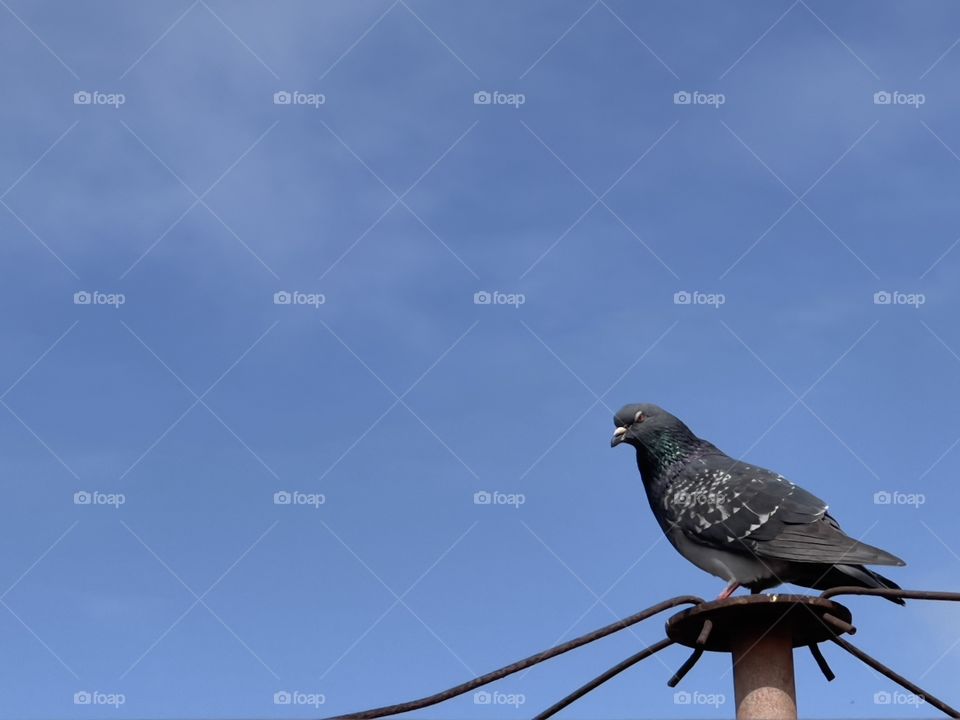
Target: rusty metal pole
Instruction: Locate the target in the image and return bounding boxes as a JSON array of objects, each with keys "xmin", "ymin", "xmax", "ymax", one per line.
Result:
[
  {"xmin": 731, "ymin": 624, "xmax": 797, "ymax": 720},
  {"xmin": 666, "ymin": 595, "xmax": 852, "ymax": 720}
]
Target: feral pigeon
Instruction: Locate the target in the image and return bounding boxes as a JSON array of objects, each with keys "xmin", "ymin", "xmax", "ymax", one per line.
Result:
[{"xmin": 611, "ymin": 403, "xmax": 905, "ymax": 603}]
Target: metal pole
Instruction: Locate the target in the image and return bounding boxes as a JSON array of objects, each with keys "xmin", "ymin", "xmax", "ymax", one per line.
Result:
[{"xmin": 731, "ymin": 625, "xmax": 797, "ymax": 720}]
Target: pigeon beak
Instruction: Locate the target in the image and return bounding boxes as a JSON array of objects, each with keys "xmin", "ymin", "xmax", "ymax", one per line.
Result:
[{"xmin": 611, "ymin": 426, "xmax": 627, "ymax": 447}]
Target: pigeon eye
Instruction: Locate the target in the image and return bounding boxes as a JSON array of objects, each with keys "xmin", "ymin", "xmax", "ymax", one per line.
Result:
[{"xmin": 634, "ymin": 410, "xmax": 644, "ymax": 423}]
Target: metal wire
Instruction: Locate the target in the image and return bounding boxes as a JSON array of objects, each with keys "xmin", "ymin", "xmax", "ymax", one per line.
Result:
[
  {"xmin": 829, "ymin": 636, "xmax": 960, "ymax": 718},
  {"xmin": 531, "ymin": 638, "xmax": 675, "ymax": 720},
  {"xmin": 536, "ymin": 588, "xmax": 960, "ymax": 719},
  {"xmin": 808, "ymin": 643, "xmax": 835, "ymax": 681},
  {"xmin": 667, "ymin": 619, "xmax": 713, "ymax": 687},
  {"xmin": 324, "ymin": 588, "xmax": 960, "ymax": 720},
  {"xmin": 816, "ymin": 587, "xmax": 960, "ymax": 718},
  {"xmin": 821, "ymin": 587, "xmax": 960, "ymax": 602},
  {"xmin": 320, "ymin": 594, "xmax": 703, "ymax": 720}
]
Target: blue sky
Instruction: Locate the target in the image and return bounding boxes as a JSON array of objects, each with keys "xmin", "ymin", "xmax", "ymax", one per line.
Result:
[{"xmin": 1, "ymin": 1, "xmax": 960, "ymax": 718}]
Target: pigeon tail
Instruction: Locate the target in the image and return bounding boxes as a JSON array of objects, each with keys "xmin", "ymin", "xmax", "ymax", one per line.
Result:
[{"xmin": 796, "ymin": 564, "xmax": 906, "ymax": 605}]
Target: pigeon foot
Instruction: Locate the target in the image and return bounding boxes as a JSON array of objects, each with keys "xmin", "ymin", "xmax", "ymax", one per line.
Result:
[{"xmin": 717, "ymin": 582, "xmax": 740, "ymax": 600}]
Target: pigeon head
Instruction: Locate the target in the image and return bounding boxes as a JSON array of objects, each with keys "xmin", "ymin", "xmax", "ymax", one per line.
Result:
[
  {"xmin": 611, "ymin": 403, "xmax": 704, "ymax": 477},
  {"xmin": 611, "ymin": 403, "xmax": 676, "ymax": 447}
]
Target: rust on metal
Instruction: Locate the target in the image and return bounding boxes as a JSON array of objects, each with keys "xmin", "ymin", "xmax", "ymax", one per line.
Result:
[
  {"xmin": 732, "ymin": 623, "xmax": 797, "ymax": 720},
  {"xmin": 666, "ymin": 594, "xmax": 853, "ymax": 652},
  {"xmin": 822, "ymin": 612, "xmax": 857, "ymax": 636}
]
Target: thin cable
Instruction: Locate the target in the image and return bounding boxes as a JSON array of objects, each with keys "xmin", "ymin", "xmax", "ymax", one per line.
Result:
[
  {"xmin": 830, "ymin": 636, "xmax": 960, "ymax": 718},
  {"xmin": 533, "ymin": 638, "xmax": 675, "ymax": 720},
  {"xmin": 820, "ymin": 587, "xmax": 960, "ymax": 602},
  {"xmin": 321, "ymin": 594, "xmax": 702, "ymax": 719}
]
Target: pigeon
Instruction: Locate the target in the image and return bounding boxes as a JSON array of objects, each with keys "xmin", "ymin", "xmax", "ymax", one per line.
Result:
[{"xmin": 611, "ymin": 403, "xmax": 905, "ymax": 604}]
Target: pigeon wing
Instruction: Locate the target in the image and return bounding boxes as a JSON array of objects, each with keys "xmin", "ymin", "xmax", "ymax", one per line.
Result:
[
  {"xmin": 749, "ymin": 511, "xmax": 905, "ymax": 566},
  {"xmin": 670, "ymin": 458, "xmax": 904, "ymax": 567}
]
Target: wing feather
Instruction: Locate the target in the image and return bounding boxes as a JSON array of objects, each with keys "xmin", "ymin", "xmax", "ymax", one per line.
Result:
[{"xmin": 667, "ymin": 455, "xmax": 904, "ymax": 567}]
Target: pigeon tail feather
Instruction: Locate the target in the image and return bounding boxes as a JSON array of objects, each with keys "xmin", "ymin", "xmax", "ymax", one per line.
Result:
[{"xmin": 794, "ymin": 563, "xmax": 906, "ymax": 605}]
